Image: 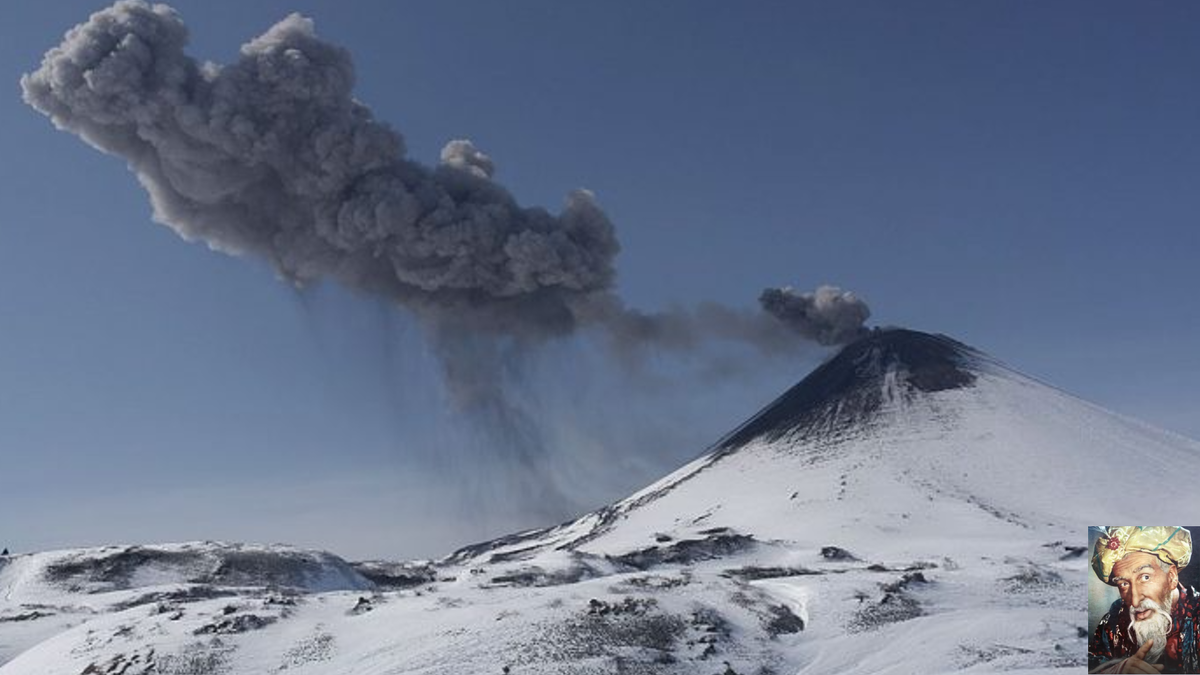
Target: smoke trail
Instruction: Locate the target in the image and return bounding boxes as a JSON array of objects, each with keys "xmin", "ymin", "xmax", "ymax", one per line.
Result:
[{"xmin": 21, "ymin": 1, "xmax": 871, "ymax": 497}]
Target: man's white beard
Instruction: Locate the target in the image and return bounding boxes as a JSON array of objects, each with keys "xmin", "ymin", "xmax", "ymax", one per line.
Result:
[{"xmin": 1128, "ymin": 588, "xmax": 1179, "ymax": 663}]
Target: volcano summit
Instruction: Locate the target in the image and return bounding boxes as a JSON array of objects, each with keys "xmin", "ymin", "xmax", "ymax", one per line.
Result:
[
  {"xmin": 717, "ymin": 328, "xmax": 981, "ymax": 450},
  {"xmin": 3, "ymin": 329, "xmax": 1198, "ymax": 674}
]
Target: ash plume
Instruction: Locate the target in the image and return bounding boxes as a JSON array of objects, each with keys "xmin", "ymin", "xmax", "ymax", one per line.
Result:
[
  {"xmin": 20, "ymin": 2, "xmax": 618, "ymax": 331},
  {"xmin": 21, "ymin": 1, "xmax": 872, "ymax": 510},
  {"xmin": 759, "ymin": 286, "xmax": 871, "ymax": 346}
]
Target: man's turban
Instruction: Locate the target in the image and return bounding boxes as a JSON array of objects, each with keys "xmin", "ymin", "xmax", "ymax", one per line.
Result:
[{"xmin": 1092, "ymin": 526, "xmax": 1192, "ymax": 585}]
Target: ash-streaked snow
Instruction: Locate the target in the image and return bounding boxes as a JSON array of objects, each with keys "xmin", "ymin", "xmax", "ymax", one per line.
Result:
[{"xmin": 3, "ymin": 329, "xmax": 1198, "ymax": 674}]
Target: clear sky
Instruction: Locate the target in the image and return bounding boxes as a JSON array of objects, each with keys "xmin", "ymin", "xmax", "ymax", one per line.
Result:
[{"xmin": 1, "ymin": 1, "xmax": 1197, "ymax": 560}]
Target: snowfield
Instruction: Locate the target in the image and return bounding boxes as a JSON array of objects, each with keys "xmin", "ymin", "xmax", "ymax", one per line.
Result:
[{"xmin": 3, "ymin": 329, "xmax": 1198, "ymax": 674}]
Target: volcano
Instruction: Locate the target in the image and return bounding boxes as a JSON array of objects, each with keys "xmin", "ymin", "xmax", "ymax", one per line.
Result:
[
  {"xmin": 4, "ymin": 329, "xmax": 1199, "ymax": 674},
  {"xmin": 716, "ymin": 328, "xmax": 980, "ymax": 449}
]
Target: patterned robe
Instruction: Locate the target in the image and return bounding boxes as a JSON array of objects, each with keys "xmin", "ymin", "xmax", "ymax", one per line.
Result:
[{"xmin": 1090, "ymin": 584, "xmax": 1200, "ymax": 673}]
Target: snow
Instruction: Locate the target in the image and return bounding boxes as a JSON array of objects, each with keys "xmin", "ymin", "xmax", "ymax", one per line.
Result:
[
  {"xmin": 750, "ymin": 578, "xmax": 811, "ymax": 626},
  {"xmin": 3, "ymin": 331, "xmax": 1198, "ymax": 673},
  {"xmin": 0, "ymin": 541, "xmax": 371, "ymax": 666}
]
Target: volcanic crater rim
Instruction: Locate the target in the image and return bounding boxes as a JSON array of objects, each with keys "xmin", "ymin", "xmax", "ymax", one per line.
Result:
[{"xmin": 716, "ymin": 328, "xmax": 981, "ymax": 450}]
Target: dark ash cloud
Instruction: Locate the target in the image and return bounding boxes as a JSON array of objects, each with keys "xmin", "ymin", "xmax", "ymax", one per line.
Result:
[
  {"xmin": 21, "ymin": 2, "xmax": 618, "ymax": 335},
  {"xmin": 20, "ymin": 1, "xmax": 870, "ymax": 354},
  {"xmin": 21, "ymin": 1, "xmax": 873, "ymax": 512}
]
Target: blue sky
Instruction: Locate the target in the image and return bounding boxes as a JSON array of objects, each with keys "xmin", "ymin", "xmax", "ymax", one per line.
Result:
[{"xmin": 1, "ymin": 1, "xmax": 1197, "ymax": 559}]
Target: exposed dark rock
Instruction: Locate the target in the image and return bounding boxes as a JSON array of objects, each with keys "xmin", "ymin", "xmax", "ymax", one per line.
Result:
[
  {"xmin": 621, "ymin": 573, "xmax": 692, "ymax": 590},
  {"xmin": 43, "ymin": 547, "xmax": 203, "ymax": 592},
  {"xmin": 263, "ymin": 593, "xmax": 299, "ymax": 606},
  {"xmin": 690, "ymin": 608, "xmax": 731, "ymax": 636},
  {"xmin": 444, "ymin": 529, "xmax": 556, "ymax": 565},
  {"xmin": 587, "ymin": 597, "xmax": 657, "ymax": 617},
  {"xmin": 280, "ymin": 632, "xmax": 336, "ymax": 669},
  {"xmin": 531, "ymin": 601, "xmax": 688, "ymax": 666},
  {"xmin": 852, "ymin": 572, "xmax": 931, "ymax": 630},
  {"xmin": 722, "ymin": 566, "xmax": 822, "ymax": 581},
  {"xmin": 490, "ymin": 571, "xmax": 542, "ymax": 586},
  {"xmin": 821, "ymin": 546, "xmax": 860, "ymax": 562},
  {"xmin": 350, "ymin": 561, "xmax": 435, "ymax": 589},
  {"xmin": 490, "ymin": 557, "xmax": 601, "ymax": 588},
  {"xmin": 193, "ymin": 613, "xmax": 277, "ymax": 635},
  {"xmin": 43, "ymin": 545, "xmax": 366, "ymax": 595},
  {"xmin": 154, "ymin": 640, "xmax": 234, "ymax": 674},
  {"xmin": 686, "ymin": 608, "xmax": 732, "ymax": 660},
  {"xmin": 80, "ymin": 650, "xmax": 155, "ymax": 675},
  {"xmin": 610, "ymin": 534, "xmax": 757, "ymax": 571},
  {"xmin": 882, "ymin": 571, "xmax": 929, "ymax": 593},
  {"xmin": 852, "ymin": 590, "xmax": 923, "ymax": 631},
  {"xmin": 208, "ymin": 550, "xmax": 346, "ymax": 589},
  {"xmin": 111, "ymin": 585, "xmax": 237, "ymax": 612},
  {"xmin": 0, "ymin": 610, "xmax": 52, "ymax": 623},
  {"xmin": 867, "ymin": 561, "xmax": 939, "ymax": 573},
  {"xmin": 764, "ymin": 604, "xmax": 805, "ymax": 636}
]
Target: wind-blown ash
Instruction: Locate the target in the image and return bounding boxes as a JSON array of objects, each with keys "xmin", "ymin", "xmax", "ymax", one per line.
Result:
[
  {"xmin": 20, "ymin": 2, "xmax": 618, "ymax": 327},
  {"xmin": 20, "ymin": 0, "xmax": 870, "ymax": 357},
  {"xmin": 21, "ymin": 1, "xmax": 873, "ymax": 500}
]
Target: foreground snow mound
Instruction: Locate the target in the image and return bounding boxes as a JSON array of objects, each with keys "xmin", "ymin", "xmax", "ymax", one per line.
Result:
[
  {"xmin": 3, "ymin": 329, "xmax": 1198, "ymax": 674},
  {"xmin": 0, "ymin": 542, "xmax": 371, "ymax": 666}
]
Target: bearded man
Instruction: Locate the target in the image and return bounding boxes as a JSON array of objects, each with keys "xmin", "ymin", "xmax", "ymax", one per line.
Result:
[{"xmin": 1090, "ymin": 526, "xmax": 1200, "ymax": 673}]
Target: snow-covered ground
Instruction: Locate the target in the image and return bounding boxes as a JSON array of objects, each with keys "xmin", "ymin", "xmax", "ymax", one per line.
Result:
[
  {"xmin": 3, "ymin": 329, "xmax": 1198, "ymax": 674},
  {"xmin": 0, "ymin": 542, "xmax": 372, "ymax": 667}
]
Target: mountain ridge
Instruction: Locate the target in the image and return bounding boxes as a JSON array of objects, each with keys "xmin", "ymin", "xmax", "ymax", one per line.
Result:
[{"xmin": 5, "ymin": 329, "xmax": 1200, "ymax": 674}]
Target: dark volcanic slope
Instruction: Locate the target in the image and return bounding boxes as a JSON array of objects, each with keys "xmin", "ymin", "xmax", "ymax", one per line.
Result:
[{"xmin": 717, "ymin": 328, "xmax": 980, "ymax": 450}]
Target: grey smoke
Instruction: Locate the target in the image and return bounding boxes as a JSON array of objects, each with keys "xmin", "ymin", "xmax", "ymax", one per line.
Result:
[
  {"xmin": 759, "ymin": 286, "xmax": 871, "ymax": 346},
  {"xmin": 21, "ymin": 1, "xmax": 871, "ymax": 505},
  {"xmin": 21, "ymin": 2, "xmax": 618, "ymax": 328}
]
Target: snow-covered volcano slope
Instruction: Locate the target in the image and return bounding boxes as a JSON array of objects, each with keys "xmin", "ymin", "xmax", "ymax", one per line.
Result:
[
  {"xmin": 4, "ymin": 329, "xmax": 1199, "ymax": 674},
  {"xmin": 464, "ymin": 329, "xmax": 1198, "ymax": 562}
]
